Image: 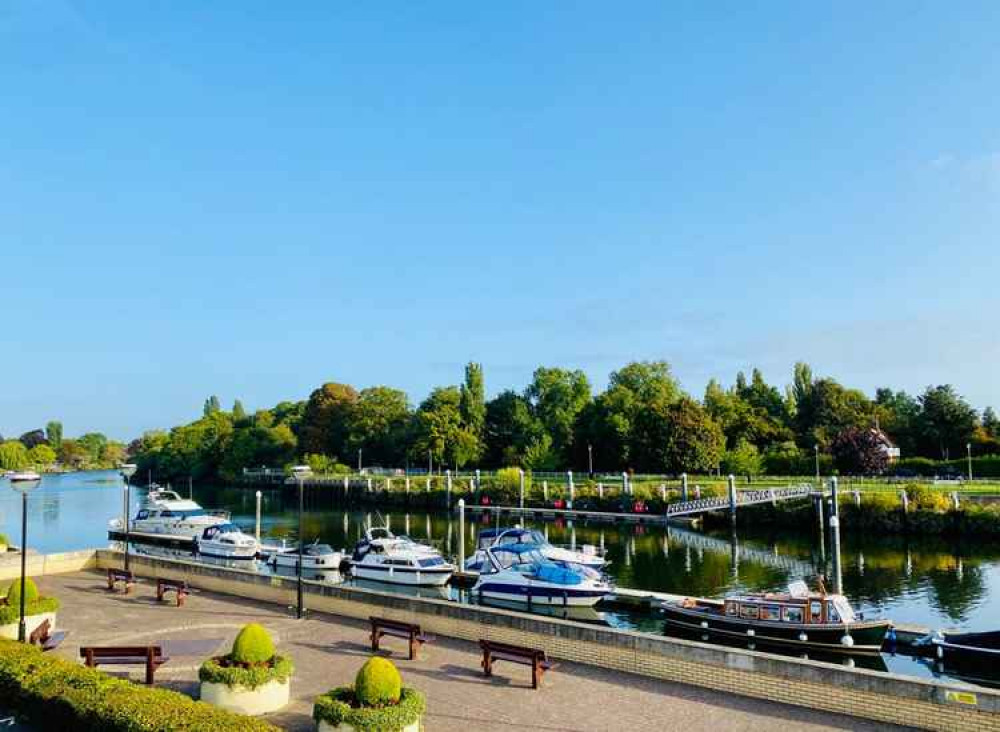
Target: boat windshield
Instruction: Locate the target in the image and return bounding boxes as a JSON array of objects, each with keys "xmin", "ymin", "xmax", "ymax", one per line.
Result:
[
  {"xmin": 160, "ymin": 509, "xmax": 208, "ymax": 519},
  {"xmin": 491, "ymin": 546, "xmax": 546, "ymax": 569},
  {"xmin": 311, "ymin": 544, "xmax": 335, "ymax": 554},
  {"xmin": 418, "ymin": 556, "xmax": 446, "ymax": 568}
]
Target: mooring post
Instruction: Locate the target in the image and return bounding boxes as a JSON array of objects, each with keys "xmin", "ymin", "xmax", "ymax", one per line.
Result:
[
  {"xmin": 598, "ymin": 482, "xmax": 604, "ymax": 499},
  {"xmin": 567, "ymin": 471, "xmax": 574, "ymax": 509},
  {"xmin": 727, "ymin": 474, "xmax": 737, "ymax": 525},
  {"xmin": 830, "ymin": 475, "xmax": 839, "ymax": 518},
  {"xmin": 458, "ymin": 499, "xmax": 466, "ymax": 570},
  {"xmin": 543, "ymin": 481, "xmax": 548, "ymax": 501},
  {"xmin": 659, "ymin": 483, "xmax": 666, "ymax": 501},
  {"xmin": 343, "ymin": 475, "xmax": 349, "ymax": 492},
  {"xmin": 518, "ymin": 468, "xmax": 525, "ymax": 510},
  {"xmin": 405, "ymin": 476, "xmax": 410, "ymax": 494},
  {"xmin": 853, "ymin": 489, "xmax": 861, "ymax": 508},
  {"xmin": 255, "ymin": 490, "xmax": 262, "ymax": 544},
  {"xmin": 900, "ymin": 489, "xmax": 909, "ymax": 513},
  {"xmin": 681, "ymin": 473, "xmax": 688, "ymax": 502},
  {"xmin": 386, "ymin": 478, "xmax": 392, "ymax": 493},
  {"xmin": 405, "ymin": 513, "xmax": 410, "ymax": 536},
  {"xmin": 446, "ymin": 470, "xmax": 452, "ymax": 507},
  {"xmin": 425, "ymin": 477, "xmax": 431, "ymax": 492},
  {"xmin": 366, "ymin": 477, "xmax": 372, "ymax": 493},
  {"xmin": 830, "ymin": 513, "xmax": 843, "ymax": 594},
  {"xmin": 622, "ymin": 472, "xmax": 629, "ymax": 496},
  {"xmin": 952, "ymin": 491, "xmax": 960, "ymax": 510}
]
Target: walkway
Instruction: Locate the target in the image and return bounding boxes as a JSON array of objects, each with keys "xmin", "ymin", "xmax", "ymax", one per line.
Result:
[{"xmin": 33, "ymin": 572, "xmax": 907, "ymax": 732}]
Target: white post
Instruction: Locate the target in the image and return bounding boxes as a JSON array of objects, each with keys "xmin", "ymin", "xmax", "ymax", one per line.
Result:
[
  {"xmin": 854, "ymin": 490, "xmax": 861, "ymax": 508},
  {"xmin": 446, "ymin": 470, "xmax": 452, "ymax": 506},
  {"xmin": 458, "ymin": 499, "xmax": 466, "ymax": 569},
  {"xmin": 727, "ymin": 475, "xmax": 737, "ymax": 525},
  {"xmin": 952, "ymin": 491, "xmax": 960, "ymax": 510},
  {"xmin": 405, "ymin": 476, "xmax": 410, "ymax": 494},
  {"xmin": 622, "ymin": 472, "xmax": 629, "ymax": 496},
  {"xmin": 598, "ymin": 482, "xmax": 604, "ymax": 499},
  {"xmin": 900, "ymin": 489, "xmax": 909, "ymax": 513},
  {"xmin": 343, "ymin": 475, "xmax": 348, "ymax": 491},
  {"xmin": 255, "ymin": 490, "xmax": 262, "ymax": 544},
  {"xmin": 386, "ymin": 478, "xmax": 392, "ymax": 492},
  {"xmin": 681, "ymin": 473, "xmax": 688, "ymax": 502},
  {"xmin": 475, "ymin": 469, "xmax": 481, "ymax": 491},
  {"xmin": 519, "ymin": 469, "xmax": 525, "ymax": 510},
  {"xmin": 386, "ymin": 514, "xmax": 391, "ymax": 532},
  {"xmin": 567, "ymin": 471, "xmax": 574, "ymax": 509},
  {"xmin": 659, "ymin": 483, "xmax": 666, "ymax": 501},
  {"xmin": 405, "ymin": 513, "xmax": 411, "ymax": 536},
  {"xmin": 366, "ymin": 478, "xmax": 372, "ymax": 493},
  {"xmin": 543, "ymin": 480, "xmax": 548, "ymax": 501},
  {"xmin": 426, "ymin": 477, "xmax": 431, "ymax": 492}
]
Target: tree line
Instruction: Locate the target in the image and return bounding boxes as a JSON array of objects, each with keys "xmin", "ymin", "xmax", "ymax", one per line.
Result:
[
  {"xmin": 127, "ymin": 361, "xmax": 1000, "ymax": 483},
  {"xmin": 0, "ymin": 421, "xmax": 127, "ymax": 472}
]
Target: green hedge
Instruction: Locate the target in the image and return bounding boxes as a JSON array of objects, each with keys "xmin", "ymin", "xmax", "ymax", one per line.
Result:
[
  {"xmin": 0, "ymin": 597, "xmax": 60, "ymax": 626},
  {"xmin": 313, "ymin": 686, "xmax": 425, "ymax": 731},
  {"xmin": 0, "ymin": 639, "xmax": 281, "ymax": 731},
  {"xmin": 198, "ymin": 654, "xmax": 293, "ymax": 690}
]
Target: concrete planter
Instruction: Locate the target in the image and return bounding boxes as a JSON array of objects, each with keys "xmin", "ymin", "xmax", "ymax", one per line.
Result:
[
  {"xmin": 0, "ymin": 611, "xmax": 56, "ymax": 640},
  {"xmin": 317, "ymin": 718, "xmax": 421, "ymax": 732},
  {"xmin": 200, "ymin": 678, "xmax": 290, "ymax": 715}
]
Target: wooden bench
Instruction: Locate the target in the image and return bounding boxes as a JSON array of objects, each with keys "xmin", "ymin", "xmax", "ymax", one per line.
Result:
[
  {"xmin": 370, "ymin": 616, "xmax": 429, "ymax": 660},
  {"xmin": 479, "ymin": 639, "xmax": 552, "ymax": 689},
  {"xmin": 107, "ymin": 568, "xmax": 136, "ymax": 594},
  {"xmin": 80, "ymin": 645, "xmax": 169, "ymax": 685},
  {"xmin": 28, "ymin": 618, "xmax": 67, "ymax": 652},
  {"xmin": 156, "ymin": 578, "xmax": 188, "ymax": 606}
]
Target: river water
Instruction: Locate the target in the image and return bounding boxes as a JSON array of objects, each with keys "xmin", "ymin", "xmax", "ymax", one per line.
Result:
[{"xmin": 3, "ymin": 470, "xmax": 998, "ymax": 685}]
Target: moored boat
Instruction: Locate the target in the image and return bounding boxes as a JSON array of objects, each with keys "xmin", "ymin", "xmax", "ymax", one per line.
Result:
[
  {"xmin": 661, "ymin": 581, "xmax": 890, "ymax": 654},
  {"xmin": 269, "ymin": 541, "xmax": 344, "ymax": 570},
  {"xmin": 349, "ymin": 527, "xmax": 455, "ymax": 586},
  {"xmin": 471, "ymin": 544, "xmax": 612, "ymax": 607},
  {"xmin": 193, "ymin": 523, "xmax": 258, "ymax": 560},
  {"xmin": 465, "ymin": 527, "xmax": 607, "ymax": 573},
  {"xmin": 109, "ymin": 489, "xmax": 230, "ymax": 539}
]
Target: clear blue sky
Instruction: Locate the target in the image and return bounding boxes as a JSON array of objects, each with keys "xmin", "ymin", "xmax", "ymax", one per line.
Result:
[{"xmin": 2, "ymin": 1, "xmax": 998, "ymax": 441}]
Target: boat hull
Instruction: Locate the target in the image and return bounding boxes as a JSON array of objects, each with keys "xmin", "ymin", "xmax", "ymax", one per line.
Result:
[
  {"xmin": 662, "ymin": 604, "xmax": 889, "ymax": 654},
  {"xmin": 473, "ymin": 582, "xmax": 608, "ymax": 607},
  {"xmin": 350, "ymin": 564, "xmax": 453, "ymax": 587},
  {"xmin": 271, "ymin": 553, "xmax": 343, "ymax": 570}
]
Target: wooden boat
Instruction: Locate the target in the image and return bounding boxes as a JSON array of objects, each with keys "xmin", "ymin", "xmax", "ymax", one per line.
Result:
[{"xmin": 661, "ymin": 581, "xmax": 890, "ymax": 654}]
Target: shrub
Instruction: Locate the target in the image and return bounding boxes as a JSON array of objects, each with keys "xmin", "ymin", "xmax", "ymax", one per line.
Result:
[
  {"xmin": 313, "ymin": 687, "xmax": 425, "ymax": 732},
  {"xmin": 231, "ymin": 623, "xmax": 275, "ymax": 665},
  {"xmin": 904, "ymin": 483, "xmax": 951, "ymax": 512},
  {"xmin": 355, "ymin": 657, "xmax": 402, "ymax": 707},
  {"xmin": 0, "ymin": 533, "xmax": 9, "ymax": 547},
  {"xmin": 198, "ymin": 655, "xmax": 293, "ymax": 690},
  {"xmin": 0, "ymin": 579, "xmax": 59, "ymax": 626},
  {"xmin": 0, "ymin": 639, "xmax": 280, "ymax": 731},
  {"xmin": 6, "ymin": 578, "xmax": 39, "ymax": 607}
]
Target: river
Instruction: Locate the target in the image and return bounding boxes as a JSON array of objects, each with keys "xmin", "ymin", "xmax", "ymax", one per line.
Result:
[{"xmin": 3, "ymin": 470, "xmax": 998, "ymax": 685}]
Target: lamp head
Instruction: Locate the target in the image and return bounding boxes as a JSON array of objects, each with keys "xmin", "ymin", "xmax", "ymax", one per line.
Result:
[{"xmin": 9, "ymin": 471, "xmax": 42, "ymax": 494}]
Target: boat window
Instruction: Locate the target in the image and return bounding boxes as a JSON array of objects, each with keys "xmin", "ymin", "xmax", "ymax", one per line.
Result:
[
  {"xmin": 759, "ymin": 605, "xmax": 780, "ymax": 621},
  {"xmin": 418, "ymin": 557, "xmax": 445, "ymax": 568},
  {"xmin": 782, "ymin": 606, "xmax": 804, "ymax": 623},
  {"xmin": 725, "ymin": 601, "xmax": 739, "ymax": 616},
  {"xmin": 833, "ymin": 597, "xmax": 855, "ymax": 623},
  {"xmin": 136, "ymin": 510, "xmax": 149, "ymax": 520},
  {"xmin": 740, "ymin": 604, "xmax": 760, "ymax": 620},
  {"xmin": 810, "ymin": 600, "xmax": 823, "ymax": 623},
  {"xmin": 827, "ymin": 601, "xmax": 840, "ymax": 623},
  {"xmin": 161, "ymin": 510, "xmax": 175, "ymax": 518}
]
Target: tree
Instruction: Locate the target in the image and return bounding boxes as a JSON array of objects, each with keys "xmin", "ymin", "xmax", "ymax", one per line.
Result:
[
  {"xmin": 27, "ymin": 444, "xmax": 57, "ymax": 468},
  {"xmin": 232, "ymin": 400, "xmax": 247, "ymax": 423},
  {"xmin": 722, "ymin": 439, "xmax": 763, "ymax": 478},
  {"xmin": 794, "ymin": 375, "xmax": 871, "ymax": 448},
  {"xmin": 917, "ymin": 385, "xmax": 978, "ymax": 459},
  {"xmin": 657, "ymin": 398, "xmax": 725, "ymax": 474},
  {"xmin": 299, "ymin": 383, "xmax": 359, "ymax": 459},
  {"xmin": 831, "ymin": 427, "xmax": 889, "ymax": 475},
  {"xmin": 203, "ymin": 395, "xmax": 222, "ymax": 416},
  {"xmin": 410, "ymin": 387, "xmax": 478, "ymax": 469},
  {"xmin": 77, "ymin": 433, "xmax": 109, "ymax": 466},
  {"xmin": 45, "ymin": 421, "xmax": 63, "ymax": 453},
  {"xmin": 19, "ymin": 429, "xmax": 47, "ymax": 449},
  {"xmin": 459, "ymin": 363, "xmax": 486, "ymax": 438},
  {"xmin": 525, "ymin": 367, "xmax": 590, "ymax": 465},
  {"xmin": 874, "ymin": 389, "xmax": 920, "ymax": 457},
  {"xmin": 483, "ymin": 390, "xmax": 545, "ymax": 467},
  {"xmin": 350, "ymin": 386, "xmax": 411, "ymax": 466},
  {"xmin": 983, "ymin": 407, "xmax": 999, "ymax": 440},
  {"xmin": 0, "ymin": 441, "xmax": 29, "ymax": 470},
  {"xmin": 57, "ymin": 439, "xmax": 88, "ymax": 469}
]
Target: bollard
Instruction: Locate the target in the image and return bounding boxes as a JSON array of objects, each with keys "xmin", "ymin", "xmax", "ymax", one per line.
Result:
[
  {"xmin": 543, "ymin": 481, "xmax": 548, "ymax": 501},
  {"xmin": 622, "ymin": 472, "xmax": 629, "ymax": 496},
  {"xmin": 598, "ymin": 482, "xmax": 604, "ymax": 498},
  {"xmin": 458, "ymin": 499, "xmax": 466, "ymax": 570},
  {"xmin": 426, "ymin": 477, "xmax": 431, "ymax": 492},
  {"xmin": 386, "ymin": 478, "xmax": 392, "ymax": 493},
  {"xmin": 475, "ymin": 469, "xmax": 481, "ymax": 491},
  {"xmin": 343, "ymin": 476, "xmax": 349, "ymax": 492},
  {"xmin": 255, "ymin": 490, "xmax": 262, "ymax": 544},
  {"xmin": 829, "ymin": 514, "xmax": 843, "ymax": 594},
  {"xmin": 567, "ymin": 471, "xmax": 574, "ymax": 509},
  {"xmin": 519, "ymin": 469, "xmax": 525, "ymax": 510},
  {"xmin": 659, "ymin": 483, "xmax": 666, "ymax": 501},
  {"xmin": 386, "ymin": 514, "xmax": 391, "ymax": 532},
  {"xmin": 367, "ymin": 478, "xmax": 372, "ymax": 493},
  {"xmin": 681, "ymin": 473, "xmax": 688, "ymax": 502},
  {"xmin": 727, "ymin": 475, "xmax": 737, "ymax": 525}
]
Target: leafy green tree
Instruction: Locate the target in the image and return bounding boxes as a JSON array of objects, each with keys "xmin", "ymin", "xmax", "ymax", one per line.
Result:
[
  {"xmin": 917, "ymin": 385, "xmax": 978, "ymax": 459},
  {"xmin": 232, "ymin": 400, "xmax": 247, "ymax": 423},
  {"xmin": 350, "ymin": 386, "xmax": 411, "ymax": 466},
  {"xmin": 299, "ymin": 383, "xmax": 359, "ymax": 459},
  {"xmin": 459, "ymin": 363, "xmax": 486, "ymax": 442},
  {"xmin": 77, "ymin": 433, "xmax": 109, "ymax": 466},
  {"xmin": 982, "ymin": 407, "xmax": 999, "ymax": 440},
  {"xmin": 525, "ymin": 367, "xmax": 590, "ymax": 466},
  {"xmin": 722, "ymin": 439, "xmax": 762, "ymax": 478},
  {"xmin": 57, "ymin": 439, "xmax": 88, "ymax": 469},
  {"xmin": 0, "ymin": 441, "xmax": 29, "ymax": 470},
  {"xmin": 483, "ymin": 390, "xmax": 545, "ymax": 467},
  {"xmin": 27, "ymin": 444, "xmax": 57, "ymax": 468},
  {"xmin": 18, "ymin": 429, "xmax": 47, "ymax": 449},
  {"xmin": 794, "ymin": 376, "xmax": 871, "ymax": 448},
  {"xmin": 874, "ymin": 389, "xmax": 920, "ymax": 457},
  {"xmin": 657, "ymin": 398, "xmax": 725, "ymax": 473},
  {"xmin": 410, "ymin": 387, "xmax": 478, "ymax": 469},
  {"xmin": 831, "ymin": 427, "xmax": 889, "ymax": 475},
  {"xmin": 218, "ymin": 424, "xmax": 296, "ymax": 481},
  {"xmin": 45, "ymin": 421, "xmax": 62, "ymax": 453}
]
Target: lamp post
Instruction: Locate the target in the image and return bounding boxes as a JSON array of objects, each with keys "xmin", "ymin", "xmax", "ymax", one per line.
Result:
[
  {"xmin": 967, "ymin": 443, "xmax": 973, "ymax": 481},
  {"xmin": 291, "ymin": 465, "xmax": 311, "ymax": 619},
  {"xmin": 9, "ymin": 471, "xmax": 41, "ymax": 642},
  {"xmin": 814, "ymin": 445, "xmax": 820, "ymax": 485},
  {"xmin": 357, "ymin": 448, "xmax": 362, "ymax": 472},
  {"xmin": 119, "ymin": 464, "xmax": 137, "ymax": 573},
  {"xmin": 587, "ymin": 444, "xmax": 593, "ymax": 478}
]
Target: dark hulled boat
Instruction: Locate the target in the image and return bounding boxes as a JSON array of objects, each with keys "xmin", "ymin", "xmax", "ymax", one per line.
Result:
[
  {"xmin": 927, "ymin": 630, "xmax": 1000, "ymax": 685},
  {"xmin": 662, "ymin": 582, "xmax": 890, "ymax": 654}
]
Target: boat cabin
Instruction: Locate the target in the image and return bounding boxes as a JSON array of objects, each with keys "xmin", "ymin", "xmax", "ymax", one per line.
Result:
[
  {"xmin": 720, "ymin": 593, "xmax": 856, "ymax": 625},
  {"xmin": 477, "ymin": 528, "xmax": 547, "ymax": 551},
  {"xmin": 200, "ymin": 523, "xmax": 246, "ymax": 544}
]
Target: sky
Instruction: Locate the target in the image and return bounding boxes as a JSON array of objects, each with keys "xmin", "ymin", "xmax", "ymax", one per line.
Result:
[{"xmin": 1, "ymin": 1, "xmax": 998, "ymax": 441}]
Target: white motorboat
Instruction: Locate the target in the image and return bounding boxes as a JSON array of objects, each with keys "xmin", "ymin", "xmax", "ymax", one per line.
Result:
[
  {"xmin": 109, "ymin": 489, "xmax": 230, "ymax": 539},
  {"xmin": 194, "ymin": 523, "xmax": 258, "ymax": 560},
  {"xmin": 471, "ymin": 544, "xmax": 612, "ymax": 607},
  {"xmin": 464, "ymin": 527, "xmax": 607, "ymax": 573},
  {"xmin": 349, "ymin": 527, "xmax": 454, "ymax": 586},
  {"xmin": 269, "ymin": 541, "xmax": 344, "ymax": 570}
]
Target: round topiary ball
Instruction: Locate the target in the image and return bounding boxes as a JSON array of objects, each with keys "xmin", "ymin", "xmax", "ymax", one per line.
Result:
[
  {"xmin": 231, "ymin": 623, "xmax": 276, "ymax": 665},
  {"xmin": 355, "ymin": 656, "xmax": 402, "ymax": 707},
  {"xmin": 6, "ymin": 578, "xmax": 39, "ymax": 608}
]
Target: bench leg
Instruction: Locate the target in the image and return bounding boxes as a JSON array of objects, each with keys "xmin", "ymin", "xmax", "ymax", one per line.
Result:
[
  {"xmin": 177, "ymin": 591, "xmax": 186, "ymax": 607},
  {"xmin": 157, "ymin": 587, "xmax": 164, "ymax": 602},
  {"xmin": 532, "ymin": 659, "xmax": 540, "ymax": 689},
  {"xmin": 409, "ymin": 635, "xmax": 416, "ymax": 661},
  {"xmin": 371, "ymin": 630, "xmax": 379, "ymax": 653},
  {"xmin": 107, "ymin": 575, "xmax": 114, "ymax": 591},
  {"xmin": 482, "ymin": 651, "xmax": 492, "ymax": 677}
]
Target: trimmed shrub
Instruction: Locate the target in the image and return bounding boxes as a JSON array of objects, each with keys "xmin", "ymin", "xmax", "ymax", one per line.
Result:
[
  {"xmin": 313, "ymin": 687, "xmax": 425, "ymax": 732},
  {"xmin": 355, "ymin": 657, "xmax": 402, "ymax": 707},
  {"xmin": 6, "ymin": 578, "xmax": 39, "ymax": 607},
  {"xmin": 0, "ymin": 533, "xmax": 9, "ymax": 547},
  {"xmin": 198, "ymin": 655, "xmax": 293, "ymax": 690},
  {"xmin": 0, "ymin": 579, "xmax": 59, "ymax": 626},
  {"xmin": 231, "ymin": 623, "xmax": 275, "ymax": 665},
  {"xmin": 0, "ymin": 639, "xmax": 280, "ymax": 731}
]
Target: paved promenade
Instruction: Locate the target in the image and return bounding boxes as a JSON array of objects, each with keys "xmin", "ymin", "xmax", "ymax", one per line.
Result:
[{"xmin": 34, "ymin": 572, "xmax": 907, "ymax": 731}]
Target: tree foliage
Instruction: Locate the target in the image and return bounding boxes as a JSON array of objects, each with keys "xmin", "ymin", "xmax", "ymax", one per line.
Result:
[{"xmin": 831, "ymin": 427, "xmax": 889, "ymax": 475}]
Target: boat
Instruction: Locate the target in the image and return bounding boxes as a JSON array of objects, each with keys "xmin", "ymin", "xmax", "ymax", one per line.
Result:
[
  {"xmin": 471, "ymin": 544, "xmax": 612, "ymax": 607},
  {"xmin": 348, "ymin": 527, "xmax": 455, "ymax": 586},
  {"xmin": 193, "ymin": 523, "xmax": 258, "ymax": 560},
  {"xmin": 109, "ymin": 489, "xmax": 230, "ymax": 539},
  {"xmin": 916, "ymin": 629, "xmax": 1000, "ymax": 685},
  {"xmin": 269, "ymin": 540, "xmax": 344, "ymax": 570},
  {"xmin": 465, "ymin": 527, "xmax": 607, "ymax": 573},
  {"xmin": 661, "ymin": 581, "xmax": 890, "ymax": 654}
]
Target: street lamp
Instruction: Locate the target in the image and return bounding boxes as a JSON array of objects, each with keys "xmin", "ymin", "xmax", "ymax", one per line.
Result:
[
  {"xmin": 119, "ymin": 464, "xmax": 137, "ymax": 573},
  {"xmin": 9, "ymin": 471, "xmax": 41, "ymax": 642},
  {"xmin": 291, "ymin": 465, "xmax": 312, "ymax": 619},
  {"xmin": 967, "ymin": 443, "xmax": 973, "ymax": 481},
  {"xmin": 588, "ymin": 444, "xmax": 593, "ymax": 478}
]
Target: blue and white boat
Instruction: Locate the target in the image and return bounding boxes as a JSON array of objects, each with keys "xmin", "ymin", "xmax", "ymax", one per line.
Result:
[
  {"xmin": 471, "ymin": 544, "xmax": 612, "ymax": 607},
  {"xmin": 349, "ymin": 527, "xmax": 455, "ymax": 587},
  {"xmin": 465, "ymin": 527, "xmax": 608, "ymax": 573}
]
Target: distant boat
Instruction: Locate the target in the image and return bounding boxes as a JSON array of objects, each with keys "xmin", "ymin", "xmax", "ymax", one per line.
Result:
[
  {"xmin": 193, "ymin": 523, "xmax": 258, "ymax": 560},
  {"xmin": 269, "ymin": 541, "xmax": 344, "ymax": 571},
  {"xmin": 108, "ymin": 489, "xmax": 230, "ymax": 539}
]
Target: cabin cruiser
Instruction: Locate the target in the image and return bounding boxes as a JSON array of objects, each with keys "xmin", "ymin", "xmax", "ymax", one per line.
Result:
[
  {"xmin": 193, "ymin": 523, "xmax": 258, "ymax": 560},
  {"xmin": 465, "ymin": 528, "xmax": 607, "ymax": 573},
  {"xmin": 661, "ymin": 581, "xmax": 891, "ymax": 654},
  {"xmin": 471, "ymin": 544, "xmax": 612, "ymax": 607},
  {"xmin": 109, "ymin": 489, "xmax": 230, "ymax": 538},
  {"xmin": 269, "ymin": 541, "xmax": 344, "ymax": 570},
  {"xmin": 349, "ymin": 527, "xmax": 454, "ymax": 586}
]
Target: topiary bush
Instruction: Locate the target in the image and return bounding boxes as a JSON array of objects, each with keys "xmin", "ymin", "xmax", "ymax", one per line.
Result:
[
  {"xmin": 0, "ymin": 579, "xmax": 59, "ymax": 626},
  {"xmin": 6, "ymin": 578, "xmax": 39, "ymax": 608},
  {"xmin": 355, "ymin": 657, "xmax": 402, "ymax": 707},
  {"xmin": 231, "ymin": 623, "xmax": 275, "ymax": 665}
]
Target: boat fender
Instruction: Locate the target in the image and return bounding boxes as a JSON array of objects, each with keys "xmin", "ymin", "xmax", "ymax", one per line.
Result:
[
  {"xmin": 747, "ymin": 642, "xmax": 755, "ymax": 651},
  {"xmin": 746, "ymin": 629, "xmax": 755, "ymax": 637},
  {"xmin": 840, "ymin": 634, "xmax": 854, "ymax": 647},
  {"xmin": 886, "ymin": 627, "xmax": 897, "ymax": 645},
  {"xmin": 936, "ymin": 644, "xmax": 943, "ymax": 660},
  {"xmin": 844, "ymin": 658, "xmax": 855, "ymax": 669},
  {"xmin": 798, "ymin": 632, "xmax": 808, "ymax": 642},
  {"xmin": 700, "ymin": 621, "xmax": 708, "ymax": 629}
]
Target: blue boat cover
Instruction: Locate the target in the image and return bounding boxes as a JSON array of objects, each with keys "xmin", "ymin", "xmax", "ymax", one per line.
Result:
[{"xmin": 535, "ymin": 563, "xmax": 583, "ymax": 586}]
